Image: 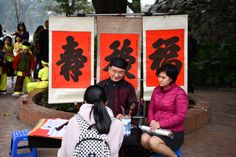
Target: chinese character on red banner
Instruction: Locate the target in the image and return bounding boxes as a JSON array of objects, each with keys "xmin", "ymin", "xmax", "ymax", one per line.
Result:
[
  {"xmin": 99, "ymin": 34, "xmax": 139, "ymax": 89},
  {"xmin": 146, "ymin": 29, "xmax": 185, "ymax": 87},
  {"xmin": 52, "ymin": 31, "xmax": 91, "ymax": 88}
]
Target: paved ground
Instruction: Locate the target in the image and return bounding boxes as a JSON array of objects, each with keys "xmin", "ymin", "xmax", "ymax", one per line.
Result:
[
  {"xmin": 182, "ymin": 90, "xmax": 236, "ymax": 157},
  {"xmin": 0, "ymin": 88, "xmax": 236, "ymax": 157}
]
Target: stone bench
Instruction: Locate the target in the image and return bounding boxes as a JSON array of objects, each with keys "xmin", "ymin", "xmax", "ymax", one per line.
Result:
[{"xmin": 18, "ymin": 89, "xmax": 75, "ymax": 126}]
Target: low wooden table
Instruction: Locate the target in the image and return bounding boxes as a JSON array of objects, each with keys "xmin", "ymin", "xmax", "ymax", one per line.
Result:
[{"xmin": 28, "ymin": 127, "xmax": 142, "ymax": 148}]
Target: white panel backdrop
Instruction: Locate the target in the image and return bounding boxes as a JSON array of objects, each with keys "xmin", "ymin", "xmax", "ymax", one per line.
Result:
[
  {"xmin": 49, "ymin": 17, "xmax": 95, "ymax": 104},
  {"xmin": 143, "ymin": 15, "xmax": 188, "ymax": 101}
]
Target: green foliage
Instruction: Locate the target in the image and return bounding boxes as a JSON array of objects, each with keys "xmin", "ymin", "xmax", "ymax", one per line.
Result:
[
  {"xmin": 191, "ymin": 41, "xmax": 236, "ymax": 87},
  {"xmin": 33, "ymin": 90, "xmax": 78, "ymax": 113},
  {"xmin": 127, "ymin": 0, "xmax": 141, "ymax": 13},
  {"xmin": 54, "ymin": 0, "xmax": 94, "ymax": 15}
]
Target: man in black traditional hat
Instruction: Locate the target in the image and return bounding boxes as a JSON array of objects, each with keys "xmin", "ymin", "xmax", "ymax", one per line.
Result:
[{"xmin": 97, "ymin": 57, "xmax": 137, "ymax": 119}]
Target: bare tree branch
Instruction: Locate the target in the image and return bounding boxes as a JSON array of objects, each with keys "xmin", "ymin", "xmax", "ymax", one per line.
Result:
[
  {"xmin": 12, "ymin": 0, "xmax": 20, "ymax": 24},
  {"xmin": 148, "ymin": 0, "xmax": 159, "ymax": 12}
]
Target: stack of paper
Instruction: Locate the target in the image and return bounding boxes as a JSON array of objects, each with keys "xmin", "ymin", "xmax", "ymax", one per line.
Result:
[
  {"xmin": 40, "ymin": 118, "xmax": 68, "ymax": 137},
  {"xmin": 40, "ymin": 118, "xmax": 68, "ymax": 130},
  {"xmin": 29, "ymin": 118, "xmax": 69, "ymax": 139},
  {"xmin": 47, "ymin": 126, "xmax": 67, "ymax": 137}
]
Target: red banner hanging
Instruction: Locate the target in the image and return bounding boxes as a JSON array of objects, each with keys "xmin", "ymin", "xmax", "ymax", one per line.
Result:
[
  {"xmin": 99, "ymin": 33, "xmax": 139, "ymax": 90},
  {"xmin": 146, "ymin": 29, "xmax": 185, "ymax": 87},
  {"xmin": 52, "ymin": 31, "xmax": 91, "ymax": 88}
]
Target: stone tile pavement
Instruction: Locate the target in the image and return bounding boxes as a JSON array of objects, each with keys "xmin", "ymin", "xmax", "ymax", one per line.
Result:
[
  {"xmin": 182, "ymin": 90, "xmax": 236, "ymax": 157},
  {"xmin": 0, "ymin": 89, "xmax": 236, "ymax": 157}
]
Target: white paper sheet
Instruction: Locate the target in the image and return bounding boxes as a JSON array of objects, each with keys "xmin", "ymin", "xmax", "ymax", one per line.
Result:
[
  {"xmin": 47, "ymin": 126, "xmax": 67, "ymax": 137},
  {"xmin": 40, "ymin": 118, "xmax": 68, "ymax": 130}
]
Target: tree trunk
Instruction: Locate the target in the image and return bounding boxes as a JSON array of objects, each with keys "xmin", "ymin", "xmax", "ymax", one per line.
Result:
[{"xmin": 12, "ymin": 0, "xmax": 20, "ymax": 24}]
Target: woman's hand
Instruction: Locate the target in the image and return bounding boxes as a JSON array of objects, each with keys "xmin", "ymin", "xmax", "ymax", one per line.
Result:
[
  {"xmin": 11, "ymin": 31, "xmax": 20, "ymax": 36},
  {"xmin": 149, "ymin": 120, "xmax": 160, "ymax": 131},
  {"xmin": 116, "ymin": 113, "xmax": 125, "ymax": 119}
]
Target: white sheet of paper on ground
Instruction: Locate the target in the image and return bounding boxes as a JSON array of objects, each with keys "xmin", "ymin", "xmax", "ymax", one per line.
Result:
[{"xmin": 139, "ymin": 125, "xmax": 173, "ymax": 139}]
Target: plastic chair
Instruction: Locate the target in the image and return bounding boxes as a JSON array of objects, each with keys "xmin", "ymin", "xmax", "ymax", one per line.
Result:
[
  {"xmin": 10, "ymin": 129, "xmax": 37, "ymax": 157},
  {"xmin": 155, "ymin": 149, "xmax": 182, "ymax": 157}
]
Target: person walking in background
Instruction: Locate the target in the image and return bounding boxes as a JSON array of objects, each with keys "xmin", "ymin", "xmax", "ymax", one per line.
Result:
[
  {"xmin": 141, "ymin": 64, "xmax": 188, "ymax": 157},
  {"xmin": 0, "ymin": 24, "xmax": 3, "ymax": 39},
  {"xmin": 32, "ymin": 25, "xmax": 44, "ymax": 53},
  {"xmin": 27, "ymin": 59, "xmax": 48, "ymax": 93},
  {"xmin": 12, "ymin": 41, "xmax": 35, "ymax": 97},
  {"xmin": 188, "ymin": 28, "xmax": 198, "ymax": 93},
  {"xmin": 32, "ymin": 25, "xmax": 44, "ymax": 79},
  {"xmin": 0, "ymin": 39, "xmax": 7, "ymax": 95},
  {"xmin": 3, "ymin": 36, "xmax": 15, "ymax": 88},
  {"xmin": 39, "ymin": 20, "xmax": 49, "ymax": 63},
  {"xmin": 11, "ymin": 22, "xmax": 29, "ymax": 42},
  {"xmin": 97, "ymin": 57, "xmax": 137, "ymax": 119},
  {"xmin": 58, "ymin": 85, "xmax": 124, "ymax": 157}
]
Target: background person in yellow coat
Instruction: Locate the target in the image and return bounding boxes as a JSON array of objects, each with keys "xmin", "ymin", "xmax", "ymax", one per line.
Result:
[
  {"xmin": 27, "ymin": 60, "xmax": 48, "ymax": 93},
  {"xmin": 0, "ymin": 39, "xmax": 7, "ymax": 95}
]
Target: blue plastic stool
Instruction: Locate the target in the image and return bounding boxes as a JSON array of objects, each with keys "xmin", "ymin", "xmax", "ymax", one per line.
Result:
[
  {"xmin": 10, "ymin": 129, "xmax": 37, "ymax": 157},
  {"xmin": 155, "ymin": 149, "xmax": 182, "ymax": 157}
]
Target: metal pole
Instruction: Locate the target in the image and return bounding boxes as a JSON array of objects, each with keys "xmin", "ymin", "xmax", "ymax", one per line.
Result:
[{"xmin": 69, "ymin": 12, "xmax": 167, "ymax": 17}]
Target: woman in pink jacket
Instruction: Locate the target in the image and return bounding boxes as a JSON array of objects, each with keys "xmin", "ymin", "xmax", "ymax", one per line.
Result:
[
  {"xmin": 141, "ymin": 64, "xmax": 188, "ymax": 157},
  {"xmin": 58, "ymin": 85, "xmax": 124, "ymax": 157}
]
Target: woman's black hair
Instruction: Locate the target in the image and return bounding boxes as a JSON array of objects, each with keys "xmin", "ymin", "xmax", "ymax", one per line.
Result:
[
  {"xmin": 158, "ymin": 64, "xmax": 179, "ymax": 84},
  {"xmin": 17, "ymin": 22, "xmax": 27, "ymax": 32},
  {"xmin": 84, "ymin": 85, "xmax": 111, "ymax": 134},
  {"xmin": 35, "ymin": 25, "xmax": 44, "ymax": 33},
  {"xmin": 3, "ymin": 36, "xmax": 12, "ymax": 44}
]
